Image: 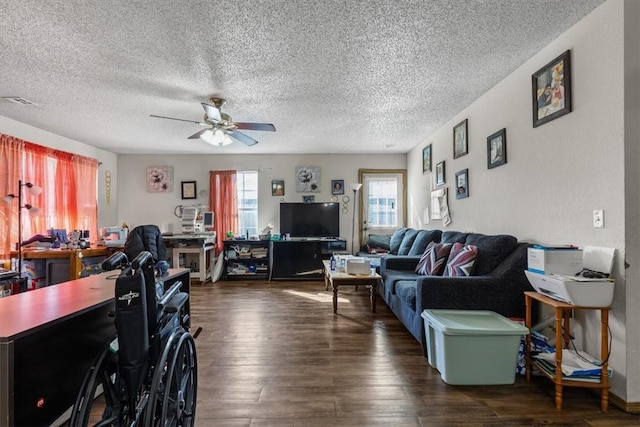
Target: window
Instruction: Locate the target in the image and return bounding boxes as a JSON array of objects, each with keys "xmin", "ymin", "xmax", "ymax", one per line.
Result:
[
  {"xmin": 366, "ymin": 178, "xmax": 398, "ymax": 228},
  {"xmin": 236, "ymin": 171, "xmax": 258, "ymax": 237}
]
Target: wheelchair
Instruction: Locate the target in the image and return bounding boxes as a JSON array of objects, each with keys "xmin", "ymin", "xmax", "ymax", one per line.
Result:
[{"xmin": 69, "ymin": 250, "xmax": 197, "ymax": 426}]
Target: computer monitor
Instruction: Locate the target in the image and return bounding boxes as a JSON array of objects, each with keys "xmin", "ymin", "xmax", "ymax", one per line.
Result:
[{"xmin": 203, "ymin": 211, "xmax": 214, "ymax": 232}]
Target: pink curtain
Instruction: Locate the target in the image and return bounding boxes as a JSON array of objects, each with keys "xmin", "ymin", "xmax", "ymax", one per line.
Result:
[
  {"xmin": 73, "ymin": 155, "xmax": 99, "ymax": 240},
  {"xmin": 0, "ymin": 133, "xmax": 99, "ymax": 260},
  {"xmin": 0, "ymin": 135, "xmax": 23, "ymax": 258},
  {"xmin": 209, "ymin": 170, "xmax": 237, "ymax": 254}
]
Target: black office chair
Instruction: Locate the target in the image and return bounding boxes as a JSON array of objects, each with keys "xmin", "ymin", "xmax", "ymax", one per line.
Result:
[{"xmin": 123, "ymin": 225, "xmax": 167, "ymax": 264}]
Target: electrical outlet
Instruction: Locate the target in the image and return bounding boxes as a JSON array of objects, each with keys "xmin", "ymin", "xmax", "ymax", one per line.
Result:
[{"xmin": 593, "ymin": 210, "xmax": 604, "ymax": 228}]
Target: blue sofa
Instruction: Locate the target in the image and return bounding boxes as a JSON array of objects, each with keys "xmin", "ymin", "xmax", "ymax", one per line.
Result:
[{"xmin": 378, "ymin": 229, "xmax": 533, "ymax": 352}]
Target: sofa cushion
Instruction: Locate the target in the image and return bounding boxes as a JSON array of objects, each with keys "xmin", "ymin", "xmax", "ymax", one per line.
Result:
[
  {"xmin": 366, "ymin": 233, "xmax": 391, "ymax": 254},
  {"xmin": 389, "ymin": 228, "xmax": 408, "ymax": 254},
  {"xmin": 395, "ymin": 281, "xmax": 417, "ymax": 310},
  {"xmin": 464, "ymin": 233, "xmax": 518, "ymax": 275},
  {"xmin": 416, "ymin": 242, "xmax": 453, "ymax": 275},
  {"xmin": 441, "ymin": 231, "xmax": 469, "ymax": 244},
  {"xmin": 408, "ymin": 229, "xmax": 443, "ymax": 256},
  {"xmin": 398, "ymin": 229, "xmax": 419, "ymax": 255},
  {"xmin": 443, "ymin": 242, "xmax": 478, "ymax": 276}
]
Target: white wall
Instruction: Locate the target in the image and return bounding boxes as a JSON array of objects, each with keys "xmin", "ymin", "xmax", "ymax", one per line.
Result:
[
  {"xmin": 407, "ymin": 0, "xmax": 638, "ymax": 402},
  {"xmin": 116, "ymin": 153, "xmax": 406, "ymax": 240},
  {"xmin": 623, "ymin": 0, "xmax": 640, "ymax": 404},
  {"xmin": 0, "ymin": 116, "xmax": 119, "ymax": 231}
]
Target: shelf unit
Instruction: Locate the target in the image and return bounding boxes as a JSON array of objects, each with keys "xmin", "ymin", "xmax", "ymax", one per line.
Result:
[
  {"xmin": 223, "ymin": 240, "xmax": 270, "ymax": 280},
  {"xmin": 524, "ymin": 291, "xmax": 611, "ymax": 412},
  {"xmin": 164, "ymin": 234, "xmax": 216, "ymax": 282}
]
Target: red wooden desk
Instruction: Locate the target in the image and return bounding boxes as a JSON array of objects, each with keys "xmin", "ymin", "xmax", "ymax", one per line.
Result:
[{"xmin": 0, "ymin": 268, "xmax": 189, "ymax": 426}]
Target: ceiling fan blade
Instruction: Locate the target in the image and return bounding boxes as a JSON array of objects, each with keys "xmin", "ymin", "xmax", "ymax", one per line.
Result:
[
  {"xmin": 187, "ymin": 129, "xmax": 209, "ymax": 140},
  {"xmin": 201, "ymin": 103, "xmax": 221, "ymax": 121},
  {"xmin": 234, "ymin": 122, "xmax": 276, "ymax": 132},
  {"xmin": 150, "ymin": 114, "xmax": 205, "ymax": 125},
  {"xmin": 228, "ymin": 130, "xmax": 258, "ymax": 146}
]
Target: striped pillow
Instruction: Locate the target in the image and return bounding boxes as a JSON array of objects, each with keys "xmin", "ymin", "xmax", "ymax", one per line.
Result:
[
  {"xmin": 416, "ymin": 242, "xmax": 453, "ymax": 275},
  {"xmin": 443, "ymin": 243, "xmax": 478, "ymax": 277}
]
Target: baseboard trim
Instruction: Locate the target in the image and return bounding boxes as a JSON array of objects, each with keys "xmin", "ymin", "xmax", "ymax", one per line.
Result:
[{"xmin": 610, "ymin": 391, "xmax": 640, "ymax": 414}]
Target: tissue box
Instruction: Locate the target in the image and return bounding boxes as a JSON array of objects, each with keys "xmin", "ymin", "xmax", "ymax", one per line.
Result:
[
  {"xmin": 345, "ymin": 257, "xmax": 371, "ymax": 275},
  {"xmin": 528, "ymin": 248, "xmax": 583, "ymax": 275}
]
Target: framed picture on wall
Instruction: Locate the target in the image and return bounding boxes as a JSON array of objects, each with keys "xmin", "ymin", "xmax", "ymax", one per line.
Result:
[
  {"xmin": 271, "ymin": 180, "xmax": 285, "ymax": 196},
  {"xmin": 487, "ymin": 128, "xmax": 507, "ymax": 169},
  {"xmin": 453, "ymin": 119, "xmax": 468, "ymax": 159},
  {"xmin": 532, "ymin": 50, "xmax": 572, "ymax": 127},
  {"xmin": 435, "ymin": 161, "xmax": 446, "ymax": 186},
  {"xmin": 455, "ymin": 169, "xmax": 469, "ymax": 199},
  {"xmin": 331, "ymin": 179, "xmax": 344, "ymax": 195},
  {"xmin": 181, "ymin": 181, "xmax": 197, "ymax": 199},
  {"xmin": 146, "ymin": 166, "xmax": 173, "ymax": 193},
  {"xmin": 422, "ymin": 144, "xmax": 432, "ymax": 173},
  {"xmin": 296, "ymin": 166, "xmax": 321, "ymax": 192}
]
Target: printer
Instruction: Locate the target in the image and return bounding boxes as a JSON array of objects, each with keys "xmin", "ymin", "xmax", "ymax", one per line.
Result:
[{"xmin": 525, "ymin": 246, "xmax": 615, "ymax": 307}]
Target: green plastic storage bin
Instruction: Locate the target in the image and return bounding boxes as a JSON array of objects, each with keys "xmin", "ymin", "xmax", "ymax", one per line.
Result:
[{"xmin": 421, "ymin": 309, "xmax": 529, "ymax": 385}]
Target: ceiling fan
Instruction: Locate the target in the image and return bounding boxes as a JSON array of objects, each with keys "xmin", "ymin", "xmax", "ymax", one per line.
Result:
[{"xmin": 151, "ymin": 97, "xmax": 275, "ymax": 147}]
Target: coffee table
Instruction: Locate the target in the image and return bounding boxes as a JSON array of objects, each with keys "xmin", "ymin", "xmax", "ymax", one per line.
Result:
[{"xmin": 322, "ymin": 260, "xmax": 380, "ymax": 314}]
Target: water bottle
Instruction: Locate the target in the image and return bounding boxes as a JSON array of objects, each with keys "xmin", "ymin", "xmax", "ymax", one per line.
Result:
[{"xmin": 330, "ymin": 254, "xmax": 336, "ymax": 271}]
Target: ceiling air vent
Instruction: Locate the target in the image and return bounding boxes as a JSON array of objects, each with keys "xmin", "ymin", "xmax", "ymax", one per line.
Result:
[{"xmin": 1, "ymin": 96, "xmax": 36, "ymax": 106}]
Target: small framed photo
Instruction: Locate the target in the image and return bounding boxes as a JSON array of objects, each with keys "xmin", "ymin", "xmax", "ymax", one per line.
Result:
[
  {"xmin": 532, "ymin": 50, "xmax": 571, "ymax": 127},
  {"xmin": 271, "ymin": 180, "xmax": 285, "ymax": 196},
  {"xmin": 331, "ymin": 179, "xmax": 344, "ymax": 195},
  {"xmin": 487, "ymin": 128, "xmax": 507, "ymax": 169},
  {"xmin": 302, "ymin": 195, "xmax": 315, "ymax": 203},
  {"xmin": 453, "ymin": 119, "xmax": 468, "ymax": 159},
  {"xmin": 180, "ymin": 181, "xmax": 197, "ymax": 199},
  {"xmin": 435, "ymin": 161, "xmax": 446, "ymax": 186},
  {"xmin": 422, "ymin": 144, "xmax": 432, "ymax": 173},
  {"xmin": 455, "ymin": 169, "xmax": 469, "ymax": 199}
]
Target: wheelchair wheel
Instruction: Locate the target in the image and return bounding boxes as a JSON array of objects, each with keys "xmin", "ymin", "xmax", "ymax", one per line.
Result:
[
  {"xmin": 70, "ymin": 346, "xmax": 123, "ymax": 426},
  {"xmin": 145, "ymin": 329, "xmax": 198, "ymax": 427}
]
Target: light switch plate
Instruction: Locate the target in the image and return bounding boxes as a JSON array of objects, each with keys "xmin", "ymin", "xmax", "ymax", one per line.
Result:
[{"xmin": 593, "ymin": 210, "xmax": 604, "ymax": 228}]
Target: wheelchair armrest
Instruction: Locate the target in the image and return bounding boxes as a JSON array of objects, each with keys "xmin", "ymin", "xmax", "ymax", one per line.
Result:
[{"xmin": 165, "ymin": 292, "xmax": 189, "ymax": 314}]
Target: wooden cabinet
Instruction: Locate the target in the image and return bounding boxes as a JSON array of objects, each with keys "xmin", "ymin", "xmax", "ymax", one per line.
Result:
[
  {"xmin": 15, "ymin": 247, "xmax": 113, "ymax": 288},
  {"xmin": 223, "ymin": 240, "xmax": 270, "ymax": 280},
  {"xmin": 524, "ymin": 291, "xmax": 611, "ymax": 412}
]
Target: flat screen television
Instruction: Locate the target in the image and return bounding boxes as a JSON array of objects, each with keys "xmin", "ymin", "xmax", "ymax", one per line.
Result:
[{"xmin": 279, "ymin": 202, "xmax": 340, "ymax": 238}]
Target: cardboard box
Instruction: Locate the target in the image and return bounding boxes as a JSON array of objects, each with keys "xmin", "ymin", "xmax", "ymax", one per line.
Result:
[
  {"xmin": 527, "ymin": 248, "xmax": 583, "ymax": 275},
  {"xmin": 422, "ymin": 310, "xmax": 528, "ymax": 385}
]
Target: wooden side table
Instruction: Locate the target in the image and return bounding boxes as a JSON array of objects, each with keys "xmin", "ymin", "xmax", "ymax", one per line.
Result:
[
  {"xmin": 524, "ymin": 291, "xmax": 611, "ymax": 412},
  {"xmin": 322, "ymin": 260, "xmax": 379, "ymax": 314}
]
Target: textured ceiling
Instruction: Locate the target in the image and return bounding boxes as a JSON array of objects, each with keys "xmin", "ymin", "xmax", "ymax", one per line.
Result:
[{"xmin": 0, "ymin": 0, "xmax": 604, "ymax": 155}]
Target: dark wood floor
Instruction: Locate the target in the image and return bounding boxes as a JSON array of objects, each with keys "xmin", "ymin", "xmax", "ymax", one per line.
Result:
[{"xmin": 185, "ymin": 280, "xmax": 640, "ymax": 426}]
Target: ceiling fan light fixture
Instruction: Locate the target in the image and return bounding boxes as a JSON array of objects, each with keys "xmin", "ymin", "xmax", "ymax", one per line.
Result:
[{"xmin": 201, "ymin": 129, "xmax": 233, "ymax": 147}]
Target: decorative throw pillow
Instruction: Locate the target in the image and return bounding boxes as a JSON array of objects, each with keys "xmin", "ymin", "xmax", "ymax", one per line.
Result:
[
  {"xmin": 443, "ymin": 243, "xmax": 478, "ymax": 277},
  {"xmin": 415, "ymin": 242, "xmax": 453, "ymax": 276}
]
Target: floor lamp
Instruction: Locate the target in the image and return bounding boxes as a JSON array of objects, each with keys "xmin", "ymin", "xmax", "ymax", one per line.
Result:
[
  {"xmin": 350, "ymin": 183, "xmax": 362, "ymax": 254},
  {"xmin": 3, "ymin": 180, "xmax": 42, "ymax": 285}
]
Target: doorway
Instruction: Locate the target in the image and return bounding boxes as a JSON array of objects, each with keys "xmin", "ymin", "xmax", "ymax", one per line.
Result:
[{"xmin": 357, "ymin": 169, "xmax": 407, "ymax": 250}]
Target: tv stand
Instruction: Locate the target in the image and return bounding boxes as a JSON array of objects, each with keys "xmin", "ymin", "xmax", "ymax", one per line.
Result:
[{"xmin": 270, "ymin": 238, "xmax": 346, "ymax": 280}]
